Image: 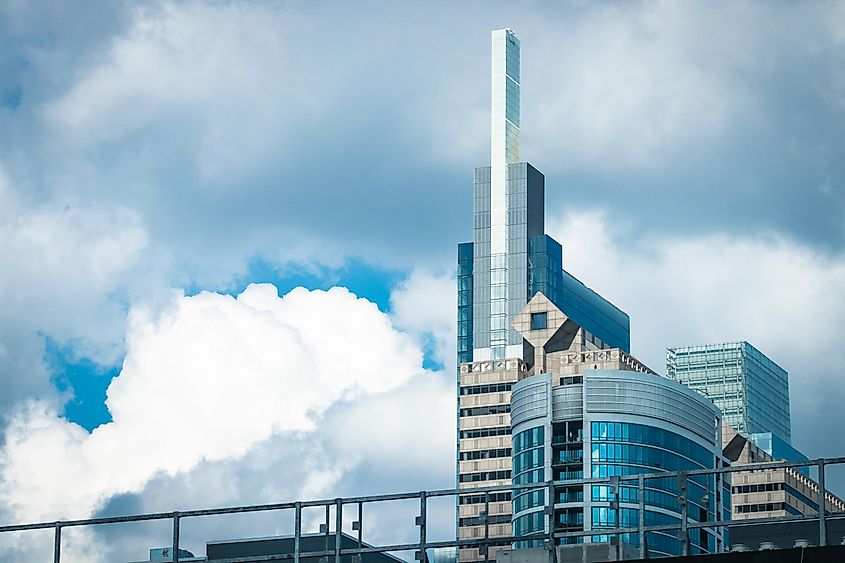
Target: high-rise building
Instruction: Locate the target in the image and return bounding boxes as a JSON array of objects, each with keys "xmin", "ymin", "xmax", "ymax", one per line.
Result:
[
  {"xmin": 666, "ymin": 342, "xmax": 791, "ymax": 444},
  {"xmin": 506, "ymin": 294, "xmax": 728, "ymax": 558},
  {"xmin": 456, "ymin": 29, "xmax": 631, "ymax": 562}
]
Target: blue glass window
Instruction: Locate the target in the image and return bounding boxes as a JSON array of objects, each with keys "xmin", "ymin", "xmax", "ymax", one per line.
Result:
[{"xmin": 530, "ymin": 312, "xmax": 547, "ymax": 330}]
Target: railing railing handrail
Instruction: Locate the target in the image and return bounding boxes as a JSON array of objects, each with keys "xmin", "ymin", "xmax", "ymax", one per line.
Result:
[{"xmin": 2, "ymin": 456, "xmax": 844, "ymax": 562}]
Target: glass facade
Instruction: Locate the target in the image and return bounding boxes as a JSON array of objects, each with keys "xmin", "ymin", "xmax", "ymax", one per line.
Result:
[
  {"xmin": 488, "ymin": 29, "xmax": 523, "ymax": 361},
  {"xmin": 490, "ymin": 29, "xmax": 520, "ymax": 167},
  {"xmin": 527, "ymin": 235, "xmax": 630, "ymax": 352},
  {"xmin": 467, "ymin": 29, "xmax": 630, "ymax": 362},
  {"xmin": 511, "ymin": 426, "xmax": 545, "ymax": 548},
  {"xmin": 472, "ymin": 163, "xmax": 544, "ymax": 360},
  {"xmin": 667, "ymin": 342, "xmax": 791, "ymax": 444},
  {"xmin": 468, "ymin": 220, "xmax": 632, "ymax": 362},
  {"xmin": 457, "ymin": 243, "xmax": 474, "ymax": 366},
  {"xmin": 509, "ymin": 372, "xmax": 726, "ymax": 558},
  {"xmin": 527, "ymin": 235, "xmax": 563, "ymax": 305},
  {"xmin": 748, "ymin": 432, "xmax": 809, "ymax": 475},
  {"xmin": 590, "ymin": 421, "xmax": 719, "ymax": 557},
  {"xmin": 559, "ymin": 270, "xmax": 630, "ymax": 352}
]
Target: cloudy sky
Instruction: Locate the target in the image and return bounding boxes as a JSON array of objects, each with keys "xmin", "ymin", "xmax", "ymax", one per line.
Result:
[{"xmin": 1, "ymin": 0, "xmax": 845, "ymax": 560}]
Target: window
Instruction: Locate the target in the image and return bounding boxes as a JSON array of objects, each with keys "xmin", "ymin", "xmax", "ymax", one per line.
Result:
[{"xmin": 531, "ymin": 312, "xmax": 547, "ymax": 330}]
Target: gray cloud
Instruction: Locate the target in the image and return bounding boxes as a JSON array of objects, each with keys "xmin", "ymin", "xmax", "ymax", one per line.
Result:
[{"xmin": 4, "ymin": 0, "xmax": 844, "ymax": 285}]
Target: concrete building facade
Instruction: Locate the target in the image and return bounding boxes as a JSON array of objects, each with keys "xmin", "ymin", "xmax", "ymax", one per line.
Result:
[{"xmin": 722, "ymin": 425, "xmax": 845, "ymax": 522}]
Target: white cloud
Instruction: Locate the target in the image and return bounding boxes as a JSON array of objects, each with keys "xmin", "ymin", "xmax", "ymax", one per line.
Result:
[
  {"xmin": 0, "ymin": 284, "xmax": 427, "ymax": 534},
  {"xmin": 322, "ymin": 373, "xmax": 455, "ymax": 473},
  {"xmin": 390, "ymin": 270, "xmax": 457, "ymax": 370}
]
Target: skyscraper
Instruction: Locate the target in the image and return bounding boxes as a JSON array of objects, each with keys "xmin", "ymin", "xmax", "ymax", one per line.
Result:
[
  {"xmin": 456, "ymin": 29, "xmax": 631, "ymax": 563},
  {"xmin": 666, "ymin": 341, "xmax": 791, "ymax": 444}
]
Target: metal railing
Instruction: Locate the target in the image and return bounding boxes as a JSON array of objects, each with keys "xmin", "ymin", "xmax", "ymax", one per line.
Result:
[{"xmin": 2, "ymin": 456, "xmax": 845, "ymax": 562}]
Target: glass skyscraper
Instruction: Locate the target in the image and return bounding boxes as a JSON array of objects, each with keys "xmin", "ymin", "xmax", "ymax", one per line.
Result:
[
  {"xmin": 456, "ymin": 29, "xmax": 631, "ymax": 563},
  {"xmin": 666, "ymin": 341, "xmax": 791, "ymax": 444},
  {"xmin": 460, "ymin": 28, "xmax": 630, "ymax": 367}
]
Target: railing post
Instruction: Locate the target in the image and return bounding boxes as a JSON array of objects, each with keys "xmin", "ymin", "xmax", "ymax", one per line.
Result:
[
  {"xmin": 714, "ymin": 469, "xmax": 722, "ymax": 553},
  {"xmin": 678, "ymin": 472, "xmax": 688, "ymax": 556},
  {"xmin": 419, "ymin": 491, "xmax": 428, "ymax": 563},
  {"xmin": 483, "ymin": 491, "xmax": 490, "ymax": 561},
  {"xmin": 53, "ymin": 522, "xmax": 61, "ymax": 563},
  {"xmin": 324, "ymin": 504, "xmax": 331, "ymax": 562},
  {"xmin": 172, "ymin": 512, "xmax": 180, "ymax": 563},
  {"xmin": 357, "ymin": 502, "xmax": 363, "ymax": 548},
  {"xmin": 335, "ymin": 498, "xmax": 343, "ymax": 563},
  {"xmin": 352, "ymin": 500, "xmax": 363, "ymax": 562},
  {"xmin": 610, "ymin": 476, "xmax": 620, "ymax": 560},
  {"xmin": 638, "ymin": 474, "xmax": 645, "ymax": 559},
  {"xmin": 819, "ymin": 460, "xmax": 827, "ymax": 546},
  {"xmin": 547, "ymin": 480, "xmax": 556, "ymax": 562},
  {"xmin": 294, "ymin": 501, "xmax": 302, "ymax": 563}
]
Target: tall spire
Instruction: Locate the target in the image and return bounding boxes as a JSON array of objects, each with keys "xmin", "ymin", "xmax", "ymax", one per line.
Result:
[
  {"xmin": 490, "ymin": 28, "xmax": 520, "ymax": 167},
  {"xmin": 488, "ymin": 29, "xmax": 521, "ymax": 358}
]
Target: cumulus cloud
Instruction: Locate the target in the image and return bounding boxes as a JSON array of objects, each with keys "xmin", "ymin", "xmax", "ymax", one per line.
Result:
[
  {"xmin": 0, "ymin": 284, "xmax": 444, "ymax": 560},
  {"xmin": 83, "ymin": 372, "xmax": 457, "ymax": 562}
]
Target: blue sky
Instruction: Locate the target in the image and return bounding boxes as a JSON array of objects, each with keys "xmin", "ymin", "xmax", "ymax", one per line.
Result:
[{"xmin": 2, "ymin": 0, "xmax": 845, "ymax": 559}]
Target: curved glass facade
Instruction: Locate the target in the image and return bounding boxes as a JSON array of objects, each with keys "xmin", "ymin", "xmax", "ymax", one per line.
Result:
[
  {"xmin": 511, "ymin": 426, "xmax": 545, "ymax": 548},
  {"xmin": 510, "ymin": 371, "xmax": 726, "ymax": 558},
  {"xmin": 590, "ymin": 421, "xmax": 719, "ymax": 556}
]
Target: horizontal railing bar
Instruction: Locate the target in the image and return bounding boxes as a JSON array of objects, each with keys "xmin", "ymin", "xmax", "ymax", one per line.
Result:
[
  {"xmin": 546, "ymin": 510, "xmax": 845, "ymax": 540},
  {"xmin": 0, "ymin": 485, "xmax": 553, "ymax": 532},
  {"xmin": 609, "ymin": 456, "xmax": 845, "ymax": 482},
  {"xmin": 0, "ymin": 512, "xmax": 176, "ymax": 533},
  {"xmin": 2, "ymin": 456, "xmax": 843, "ymax": 540}
]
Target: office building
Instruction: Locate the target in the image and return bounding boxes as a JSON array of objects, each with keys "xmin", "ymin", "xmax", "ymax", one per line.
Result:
[
  {"xmin": 507, "ymin": 295, "xmax": 728, "ymax": 558},
  {"xmin": 456, "ymin": 29, "xmax": 630, "ymax": 562},
  {"xmin": 132, "ymin": 533, "xmax": 405, "ymax": 563},
  {"xmin": 722, "ymin": 425, "xmax": 845, "ymax": 523},
  {"xmin": 668, "ymin": 346, "xmax": 845, "ymax": 549},
  {"xmin": 666, "ymin": 342, "xmax": 791, "ymax": 444}
]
